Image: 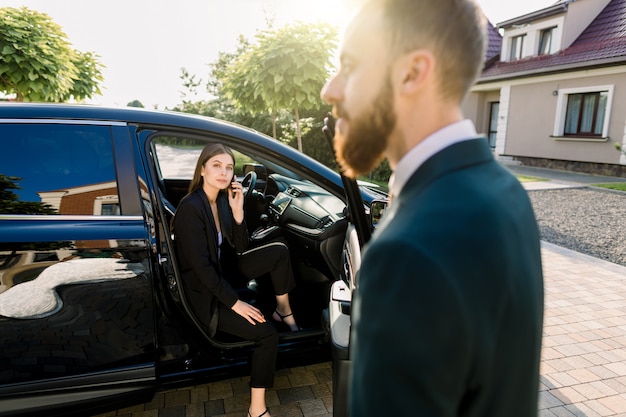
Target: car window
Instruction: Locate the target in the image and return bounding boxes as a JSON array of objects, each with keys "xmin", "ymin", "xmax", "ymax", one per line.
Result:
[
  {"xmin": 0, "ymin": 124, "xmax": 118, "ymax": 216},
  {"xmin": 153, "ymin": 136, "xmax": 203, "ymax": 179},
  {"xmin": 153, "ymin": 136, "xmax": 266, "ymax": 179},
  {"xmin": 152, "ymin": 135, "xmax": 301, "ymax": 181}
]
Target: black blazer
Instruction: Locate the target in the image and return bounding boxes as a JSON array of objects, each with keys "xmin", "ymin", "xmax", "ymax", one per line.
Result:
[
  {"xmin": 350, "ymin": 138, "xmax": 544, "ymax": 416},
  {"xmin": 173, "ymin": 188, "xmax": 249, "ymax": 336}
]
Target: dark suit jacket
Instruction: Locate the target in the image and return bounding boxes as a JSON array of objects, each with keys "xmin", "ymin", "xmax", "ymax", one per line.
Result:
[
  {"xmin": 350, "ymin": 138, "xmax": 544, "ymax": 416},
  {"xmin": 173, "ymin": 188, "xmax": 249, "ymax": 336}
]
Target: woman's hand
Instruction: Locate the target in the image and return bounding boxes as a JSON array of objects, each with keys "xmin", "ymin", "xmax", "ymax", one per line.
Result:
[
  {"xmin": 228, "ymin": 179, "xmax": 245, "ymax": 224},
  {"xmin": 231, "ymin": 299, "xmax": 266, "ymax": 325}
]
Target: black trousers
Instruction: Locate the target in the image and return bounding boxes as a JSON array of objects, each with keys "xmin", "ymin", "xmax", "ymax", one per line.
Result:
[
  {"xmin": 217, "ymin": 241, "xmax": 295, "ymax": 388},
  {"xmin": 217, "ymin": 306, "xmax": 278, "ymax": 388},
  {"xmin": 237, "ymin": 240, "xmax": 296, "ymax": 295}
]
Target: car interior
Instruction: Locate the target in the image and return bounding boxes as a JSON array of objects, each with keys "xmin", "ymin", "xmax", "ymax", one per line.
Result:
[{"xmin": 149, "ymin": 135, "xmax": 349, "ymax": 347}]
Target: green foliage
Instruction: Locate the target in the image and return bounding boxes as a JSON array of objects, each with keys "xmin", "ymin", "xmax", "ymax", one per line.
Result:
[
  {"xmin": 220, "ymin": 22, "xmax": 337, "ymax": 150},
  {"xmin": 127, "ymin": 99, "xmax": 145, "ymax": 108},
  {"xmin": 221, "ymin": 45, "xmax": 268, "ymax": 115},
  {"xmin": 233, "ymin": 151, "xmax": 258, "ymax": 177},
  {"xmin": 68, "ymin": 50, "xmax": 104, "ymax": 101},
  {"xmin": 357, "ymin": 176, "xmax": 389, "ymax": 190},
  {"xmin": 516, "ymin": 175, "xmax": 548, "ymax": 183},
  {"xmin": 370, "ymin": 159, "xmax": 393, "ymax": 183},
  {"xmin": 614, "ymin": 141, "xmax": 626, "ymax": 158},
  {"xmin": 592, "ymin": 182, "xmax": 626, "ymax": 191},
  {"xmin": 206, "ymin": 36, "xmax": 251, "ymax": 100},
  {"xmin": 0, "ymin": 7, "xmax": 104, "ymax": 102},
  {"xmin": 229, "ymin": 22, "xmax": 337, "ymax": 112},
  {"xmin": 280, "ymin": 107, "xmax": 335, "ymax": 166},
  {"xmin": 170, "ymin": 24, "xmax": 344, "ymax": 171}
]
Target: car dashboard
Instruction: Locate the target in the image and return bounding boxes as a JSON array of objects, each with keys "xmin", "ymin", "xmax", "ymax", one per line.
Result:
[{"xmin": 267, "ymin": 175, "xmax": 346, "ymax": 240}]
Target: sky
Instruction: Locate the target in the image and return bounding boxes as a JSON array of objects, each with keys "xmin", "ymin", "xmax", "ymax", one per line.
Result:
[{"xmin": 2, "ymin": 0, "xmax": 556, "ymax": 109}]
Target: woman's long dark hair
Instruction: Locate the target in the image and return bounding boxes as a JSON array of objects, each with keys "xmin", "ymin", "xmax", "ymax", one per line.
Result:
[
  {"xmin": 175, "ymin": 143, "xmax": 237, "ymax": 241},
  {"xmin": 188, "ymin": 143, "xmax": 236, "ymax": 195}
]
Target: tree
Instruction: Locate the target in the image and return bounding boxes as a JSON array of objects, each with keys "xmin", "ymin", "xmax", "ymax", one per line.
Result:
[
  {"xmin": 0, "ymin": 7, "xmax": 104, "ymax": 102},
  {"xmin": 221, "ymin": 22, "xmax": 337, "ymax": 152},
  {"xmin": 218, "ymin": 36, "xmax": 274, "ymax": 134},
  {"xmin": 0, "ymin": 174, "xmax": 56, "ymax": 215},
  {"xmin": 127, "ymin": 99, "xmax": 145, "ymax": 108},
  {"xmin": 170, "ymin": 68, "xmax": 217, "ymax": 116},
  {"xmin": 172, "ymin": 38, "xmax": 281, "ymax": 136}
]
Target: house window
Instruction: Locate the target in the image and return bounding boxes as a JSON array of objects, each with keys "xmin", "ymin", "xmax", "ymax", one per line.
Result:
[
  {"xmin": 554, "ymin": 86, "xmax": 613, "ymax": 139},
  {"xmin": 94, "ymin": 195, "xmax": 120, "ymax": 215},
  {"xmin": 510, "ymin": 34, "xmax": 526, "ymax": 60},
  {"xmin": 101, "ymin": 203, "xmax": 121, "ymax": 216},
  {"xmin": 538, "ymin": 27, "xmax": 555, "ymax": 55},
  {"xmin": 488, "ymin": 102, "xmax": 499, "ymax": 148},
  {"xmin": 564, "ymin": 92, "xmax": 608, "ymax": 137}
]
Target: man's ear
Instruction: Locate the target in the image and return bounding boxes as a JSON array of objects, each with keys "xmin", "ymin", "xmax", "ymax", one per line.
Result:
[{"xmin": 397, "ymin": 50, "xmax": 435, "ymax": 95}]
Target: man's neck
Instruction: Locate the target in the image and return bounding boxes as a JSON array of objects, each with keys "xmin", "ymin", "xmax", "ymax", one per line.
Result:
[{"xmin": 387, "ymin": 109, "xmax": 464, "ymax": 169}]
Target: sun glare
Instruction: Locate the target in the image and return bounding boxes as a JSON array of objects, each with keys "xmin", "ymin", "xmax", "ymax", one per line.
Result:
[{"xmin": 271, "ymin": 0, "xmax": 358, "ymax": 31}]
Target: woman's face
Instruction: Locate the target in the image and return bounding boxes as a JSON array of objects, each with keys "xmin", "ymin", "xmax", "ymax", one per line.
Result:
[{"xmin": 200, "ymin": 153, "xmax": 234, "ymax": 191}]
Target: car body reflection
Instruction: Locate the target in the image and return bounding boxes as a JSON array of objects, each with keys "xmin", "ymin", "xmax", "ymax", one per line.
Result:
[
  {"xmin": 0, "ymin": 242, "xmax": 154, "ymax": 385},
  {"xmin": 0, "ymin": 256, "xmax": 144, "ymax": 319}
]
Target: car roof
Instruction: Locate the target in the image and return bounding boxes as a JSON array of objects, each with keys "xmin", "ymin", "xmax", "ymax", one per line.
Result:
[
  {"xmin": 0, "ymin": 102, "xmax": 259, "ymax": 136},
  {"xmin": 0, "ymin": 102, "xmax": 347, "ymax": 198}
]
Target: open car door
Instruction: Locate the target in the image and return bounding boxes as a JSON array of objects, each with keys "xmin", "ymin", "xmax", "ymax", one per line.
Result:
[{"xmin": 322, "ymin": 115, "xmax": 373, "ymax": 417}]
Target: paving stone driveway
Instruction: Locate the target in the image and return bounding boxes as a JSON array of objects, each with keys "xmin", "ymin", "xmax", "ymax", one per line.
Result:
[
  {"xmin": 95, "ymin": 362, "xmax": 332, "ymax": 417},
  {"xmin": 539, "ymin": 242, "xmax": 626, "ymax": 416}
]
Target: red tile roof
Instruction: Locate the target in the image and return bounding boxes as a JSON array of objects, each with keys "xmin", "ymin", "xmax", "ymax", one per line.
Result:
[{"xmin": 480, "ymin": 0, "xmax": 626, "ymax": 81}]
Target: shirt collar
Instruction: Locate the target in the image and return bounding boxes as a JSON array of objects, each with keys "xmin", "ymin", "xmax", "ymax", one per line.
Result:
[{"xmin": 388, "ymin": 119, "xmax": 478, "ymax": 197}]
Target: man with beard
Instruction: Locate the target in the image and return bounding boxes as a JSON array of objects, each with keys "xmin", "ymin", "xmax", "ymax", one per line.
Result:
[{"xmin": 321, "ymin": 0, "xmax": 544, "ymax": 416}]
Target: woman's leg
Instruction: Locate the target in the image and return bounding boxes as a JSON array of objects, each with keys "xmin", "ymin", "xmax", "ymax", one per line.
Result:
[
  {"xmin": 238, "ymin": 242, "xmax": 299, "ymax": 330},
  {"xmin": 273, "ymin": 293, "xmax": 298, "ymax": 331},
  {"xmin": 250, "ymin": 387, "xmax": 270, "ymax": 417},
  {"xmin": 217, "ymin": 304, "xmax": 278, "ymax": 413}
]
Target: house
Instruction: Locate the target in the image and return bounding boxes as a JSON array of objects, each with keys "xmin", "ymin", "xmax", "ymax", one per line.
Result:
[
  {"xmin": 39, "ymin": 181, "xmax": 120, "ymax": 216},
  {"xmin": 464, "ymin": 0, "xmax": 626, "ymax": 176}
]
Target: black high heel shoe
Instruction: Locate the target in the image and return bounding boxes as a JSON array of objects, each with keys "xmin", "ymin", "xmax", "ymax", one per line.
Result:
[
  {"xmin": 272, "ymin": 310, "xmax": 299, "ymax": 331},
  {"xmin": 249, "ymin": 408, "xmax": 269, "ymax": 417}
]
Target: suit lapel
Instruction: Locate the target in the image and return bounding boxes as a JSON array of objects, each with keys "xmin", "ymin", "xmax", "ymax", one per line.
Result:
[
  {"xmin": 378, "ymin": 138, "xmax": 493, "ymax": 229},
  {"xmin": 398, "ymin": 138, "xmax": 493, "ymax": 202}
]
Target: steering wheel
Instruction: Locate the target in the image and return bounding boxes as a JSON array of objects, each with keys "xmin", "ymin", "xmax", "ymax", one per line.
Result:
[{"xmin": 241, "ymin": 171, "xmax": 257, "ymax": 206}]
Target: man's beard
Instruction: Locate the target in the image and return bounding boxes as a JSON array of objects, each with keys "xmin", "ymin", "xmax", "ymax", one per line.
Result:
[{"xmin": 333, "ymin": 77, "xmax": 396, "ymax": 179}]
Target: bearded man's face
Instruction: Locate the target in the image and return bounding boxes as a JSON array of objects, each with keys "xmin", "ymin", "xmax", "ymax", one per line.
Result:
[{"xmin": 332, "ymin": 75, "xmax": 396, "ymax": 178}]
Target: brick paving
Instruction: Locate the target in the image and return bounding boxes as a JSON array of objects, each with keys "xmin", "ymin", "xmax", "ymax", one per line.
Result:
[
  {"xmin": 539, "ymin": 242, "xmax": 626, "ymax": 417},
  {"xmin": 93, "ymin": 239, "xmax": 626, "ymax": 417},
  {"xmin": 93, "ymin": 362, "xmax": 333, "ymax": 417}
]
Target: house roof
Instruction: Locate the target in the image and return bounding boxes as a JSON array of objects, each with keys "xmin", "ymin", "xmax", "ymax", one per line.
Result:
[
  {"xmin": 497, "ymin": 0, "xmax": 570, "ymax": 29},
  {"xmin": 485, "ymin": 21, "xmax": 502, "ymax": 65},
  {"xmin": 479, "ymin": 0, "xmax": 626, "ymax": 82}
]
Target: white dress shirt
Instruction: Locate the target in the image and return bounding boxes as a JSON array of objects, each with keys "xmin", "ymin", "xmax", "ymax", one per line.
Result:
[{"xmin": 388, "ymin": 119, "xmax": 478, "ymax": 198}]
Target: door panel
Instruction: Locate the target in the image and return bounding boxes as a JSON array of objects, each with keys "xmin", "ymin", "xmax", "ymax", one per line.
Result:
[
  {"xmin": 0, "ymin": 367, "xmax": 154, "ymax": 417},
  {"xmin": 0, "ymin": 232, "xmax": 156, "ymax": 416},
  {"xmin": 322, "ymin": 115, "xmax": 371, "ymax": 417},
  {"xmin": 0, "ymin": 122, "xmax": 157, "ymax": 416},
  {"xmin": 329, "ymin": 225, "xmax": 362, "ymax": 417}
]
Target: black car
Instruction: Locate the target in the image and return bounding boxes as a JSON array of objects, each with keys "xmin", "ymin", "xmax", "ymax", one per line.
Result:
[{"xmin": 0, "ymin": 103, "xmax": 381, "ymax": 417}]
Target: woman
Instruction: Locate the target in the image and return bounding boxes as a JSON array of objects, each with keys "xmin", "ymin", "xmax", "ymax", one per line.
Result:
[{"xmin": 173, "ymin": 143, "xmax": 298, "ymax": 417}]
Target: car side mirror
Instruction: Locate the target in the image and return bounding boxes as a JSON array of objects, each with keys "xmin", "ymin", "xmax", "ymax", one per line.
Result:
[{"xmin": 370, "ymin": 199, "xmax": 388, "ymax": 228}]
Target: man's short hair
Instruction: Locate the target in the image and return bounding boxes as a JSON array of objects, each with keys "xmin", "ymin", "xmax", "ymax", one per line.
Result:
[{"xmin": 372, "ymin": 0, "xmax": 487, "ymax": 101}]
